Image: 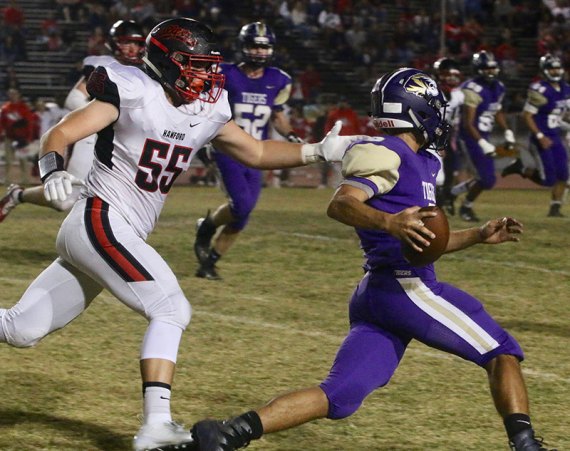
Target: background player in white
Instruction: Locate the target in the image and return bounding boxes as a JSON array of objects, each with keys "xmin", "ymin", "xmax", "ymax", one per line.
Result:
[
  {"xmin": 0, "ymin": 18, "xmax": 348, "ymax": 451},
  {"xmin": 0, "ymin": 20, "xmax": 145, "ymax": 222}
]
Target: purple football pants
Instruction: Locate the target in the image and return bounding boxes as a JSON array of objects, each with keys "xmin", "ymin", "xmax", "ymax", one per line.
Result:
[
  {"xmin": 530, "ymin": 134, "xmax": 569, "ymax": 186},
  {"xmin": 461, "ymin": 134, "xmax": 496, "ymax": 189},
  {"xmin": 320, "ymin": 269, "xmax": 523, "ymax": 420},
  {"xmin": 214, "ymin": 151, "xmax": 263, "ymax": 231}
]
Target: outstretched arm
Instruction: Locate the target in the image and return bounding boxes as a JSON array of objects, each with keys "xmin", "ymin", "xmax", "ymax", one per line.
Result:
[
  {"xmin": 212, "ymin": 119, "xmax": 348, "ymax": 169},
  {"xmin": 445, "ymin": 217, "xmax": 523, "ymax": 253}
]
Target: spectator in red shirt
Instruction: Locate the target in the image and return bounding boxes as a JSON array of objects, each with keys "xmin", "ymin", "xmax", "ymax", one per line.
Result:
[
  {"xmin": 299, "ymin": 63, "xmax": 322, "ymax": 101},
  {"xmin": 325, "ymin": 95, "xmax": 361, "ymax": 135},
  {"xmin": 3, "ymin": 0, "xmax": 24, "ymax": 30},
  {"xmin": 0, "ymin": 88, "xmax": 35, "ymax": 185}
]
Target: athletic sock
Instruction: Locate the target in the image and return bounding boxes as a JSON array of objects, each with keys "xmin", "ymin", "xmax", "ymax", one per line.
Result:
[
  {"xmin": 143, "ymin": 382, "xmax": 172, "ymax": 424},
  {"xmin": 504, "ymin": 413, "xmax": 533, "ymax": 440},
  {"xmin": 0, "ymin": 309, "xmax": 6, "ymax": 342}
]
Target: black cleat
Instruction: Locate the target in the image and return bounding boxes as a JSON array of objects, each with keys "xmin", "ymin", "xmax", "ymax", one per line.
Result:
[
  {"xmin": 459, "ymin": 205, "xmax": 480, "ymax": 222},
  {"xmin": 194, "ymin": 212, "xmax": 216, "ymax": 263},
  {"xmin": 547, "ymin": 204, "xmax": 564, "ymax": 217},
  {"xmin": 192, "ymin": 418, "xmax": 253, "ymax": 451},
  {"xmin": 502, "ymin": 158, "xmax": 524, "ymax": 177},
  {"xmin": 196, "ymin": 262, "xmax": 221, "ymax": 280},
  {"xmin": 509, "ymin": 429, "xmax": 557, "ymax": 451}
]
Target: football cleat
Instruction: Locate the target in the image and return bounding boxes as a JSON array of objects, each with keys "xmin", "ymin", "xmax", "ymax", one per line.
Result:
[
  {"xmin": 509, "ymin": 429, "xmax": 557, "ymax": 451},
  {"xmin": 501, "ymin": 158, "xmax": 524, "ymax": 178},
  {"xmin": 0, "ymin": 184, "xmax": 22, "ymax": 223},
  {"xmin": 459, "ymin": 205, "xmax": 480, "ymax": 222},
  {"xmin": 547, "ymin": 204, "xmax": 564, "ymax": 217},
  {"xmin": 195, "ymin": 261, "xmax": 221, "ymax": 280},
  {"xmin": 194, "ymin": 212, "xmax": 216, "ymax": 264},
  {"xmin": 192, "ymin": 418, "xmax": 253, "ymax": 451},
  {"xmin": 133, "ymin": 421, "xmax": 195, "ymax": 451}
]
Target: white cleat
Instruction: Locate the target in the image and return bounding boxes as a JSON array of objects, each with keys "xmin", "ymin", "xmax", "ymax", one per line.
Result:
[{"xmin": 133, "ymin": 421, "xmax": 194, "ymax": 451}]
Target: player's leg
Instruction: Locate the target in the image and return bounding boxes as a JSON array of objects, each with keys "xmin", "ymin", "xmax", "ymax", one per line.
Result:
[
  {"xmin": 196, "ymin": 152, "xmax": 262, "ymax": 280},
  {"xmin": 547, "ymin": 139, "xmax": 569, "ymax": 217},
  {"xmin": 0, "ymin": 257, "xmax": 102, "ymax": 347},
  {"xmin": 183, "ymin": 321, "xmax": 407, "ymax": 451},
  {"xmin": 394, "ymin": 277, "xmax": 554, "ymax": 451},
  {"xmin": 60, "ymin": 197, "xmax": 193, "ymax": 450},
  {"xmin": 458, "ymin": 136, "xmax": 496, "ymax": 222},
  {"xmin": 175, "ymin": 274, "xmax": 409, "ymax": 451}
]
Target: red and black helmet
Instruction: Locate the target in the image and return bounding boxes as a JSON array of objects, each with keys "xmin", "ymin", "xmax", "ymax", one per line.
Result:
[
  {"xmin": 107, "ymin": 20, "xmax": 145, "ymax": 65},
  {"xmin": 433, "ymin": 57, "xmax": 462, "ymax": 94},
  {"xmin": 143, "ymin": 17, "xmax": 224, "ymax": 105}
]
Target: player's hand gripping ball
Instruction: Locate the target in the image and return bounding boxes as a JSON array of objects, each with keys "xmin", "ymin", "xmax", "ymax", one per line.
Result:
[{"xmin": 402, "ymin": 206, "xmax": 450, "ymax": 266}]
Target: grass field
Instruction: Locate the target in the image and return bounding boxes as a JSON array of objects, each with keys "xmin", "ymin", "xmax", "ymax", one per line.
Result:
[{"xmin": 0, "ymin": 186, "xmax": 568, "ymax": 451}]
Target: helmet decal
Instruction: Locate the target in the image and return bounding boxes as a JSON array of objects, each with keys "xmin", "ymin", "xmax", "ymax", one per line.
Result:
[
  {"xmin": 155, "ymin": 25, "xmax": 199, "ymax": 49},
  {"xmin": 404, "ymin": 73, "xmax": 440, "ymax": 98}
]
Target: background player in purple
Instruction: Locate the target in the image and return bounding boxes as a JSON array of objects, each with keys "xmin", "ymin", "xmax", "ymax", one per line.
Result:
[
  {"xmin": 155, "ymin": 68, "xmax": 555, "ymax": 451},
  {"xmin": 193, "ymin": 22, "xmax": 303, "ymax": 280},
  {"xmin": 502, "ymin": 54, "xmax": 570, "ymax": 217},
  {"xmin": 453, "ymin": 51, "xmax": 517, "ymax": 222}
]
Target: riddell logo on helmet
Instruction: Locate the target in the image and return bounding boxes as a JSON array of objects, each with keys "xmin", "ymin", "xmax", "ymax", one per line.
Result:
[
  {"xmin": 376, "ymin": 119, "xmax": 395, "ymax": 127},
  {"xmin": 156, "ymin": 26, "xmax": 198, "ymax": 49}
]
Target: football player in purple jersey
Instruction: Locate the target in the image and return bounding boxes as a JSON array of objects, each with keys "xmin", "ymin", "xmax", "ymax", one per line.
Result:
[
  {"xmin": 0, "ymin": 20, "xmax": 146, "ymax": 223},
  {"xmin": 502, "ymin": 54, "xmax": 570, "ymax": 217},
  {"xmin": 155, "ymin": 68, "xmax": 555, "ymax": 451},
  {"xmin": 193, "ymin": 22, "xmax": 304, "ymax": 280},
  {"xmin": 0, "ymin": 18, "xmax": 349, "ymax": 451},
  {"xmin": 452, "ymin": 51, "xmax": 517, "ymax": 222}
]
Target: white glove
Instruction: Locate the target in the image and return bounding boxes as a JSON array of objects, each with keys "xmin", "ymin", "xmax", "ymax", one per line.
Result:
[
  {"xmin": 302, "ymin": 120, "xmax": 362, "ymax": 163},
  {"xmin": 478, "ymin": 138, "xmax": 496, "ymax": 156},
  {"xmin": 43, "ymin": 170, "xmax": 84, "ymax": 202},
  {"xmin": 504, "ymin": 129, "xmax": 515, "ymax": 144}
]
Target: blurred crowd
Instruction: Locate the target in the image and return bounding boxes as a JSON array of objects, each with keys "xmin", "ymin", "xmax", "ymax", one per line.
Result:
[{"xmin": 1, "ymin": 0, "xmax": 569, "ymax": 187}]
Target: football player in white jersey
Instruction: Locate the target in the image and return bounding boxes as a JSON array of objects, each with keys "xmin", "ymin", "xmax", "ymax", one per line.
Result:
[
  {"xmin": 0, "ymin": 18, "xmax": 348, "ymax": 451},
  {"xmin": 431, "ymin": 57, "xmax": 465, "ymax": 215},
  {"xmin": 0, "ymin": 20, "xmax": 145, "ymax": 223}
]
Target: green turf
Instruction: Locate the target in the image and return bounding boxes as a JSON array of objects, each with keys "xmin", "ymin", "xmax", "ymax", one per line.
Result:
[{"xmin": 0, "ymin": 186, "xmax": 568, "ymax": 450}]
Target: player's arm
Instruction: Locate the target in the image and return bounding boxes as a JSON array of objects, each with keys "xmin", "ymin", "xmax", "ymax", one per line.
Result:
[
  {"xmin": 327, "ymin": 184, "xmax": 435, "ymax": 251},
  {"xmin": 212, "ymin": 119, "xmax": 347, "ymax": 168},
  {"xmin": 462, "ymin": 104, "xmax": 481, "ymax": 141},
  {"xmin": 522, "ymin": 89, "xmax": 551, "ymax": 149},
  {"xmin": 445, "ymin": 217, "xmax": 523, "ymax": 253},
  {"xmin": 40, "ymin": 100, "xmax": 118, "ymax": 158},
  {"xmin": 38, "ymin": 100, "xmax": 118, "ymax": 202},
  {"xmin": 271, "ymin": 109, "xmax": 302, "ymax": 142}
]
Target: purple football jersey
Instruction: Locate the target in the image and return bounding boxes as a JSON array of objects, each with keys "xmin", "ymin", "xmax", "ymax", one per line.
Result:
[
  {"xmin": 527, "ymin": 79, "xmax": 570, "ymax": 136},
  {"xmin": 220, "ymin": 63, "xmax": 292, "ymax": 140},
  {"xmin": 459, "ymin": 77, "xmax": 505, "ymax": 139},
  {"xmin": 344, "ymin": 136, "xmax": 440, "ymax": 272}
]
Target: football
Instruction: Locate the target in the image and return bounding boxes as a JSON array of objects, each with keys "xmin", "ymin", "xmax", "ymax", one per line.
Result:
[{"xmin": 402, "ymin": 206, "xmax": 450, "ymax": 267}]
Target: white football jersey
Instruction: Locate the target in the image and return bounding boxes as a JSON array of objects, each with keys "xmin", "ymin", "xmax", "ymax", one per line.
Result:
[
  {"xmin": 83, "ymin": 55, "xmax": 117, "ymax": 73},
  {"xmin": 84, "ymin": 61, "xmax": 231, "ymax": 239}
]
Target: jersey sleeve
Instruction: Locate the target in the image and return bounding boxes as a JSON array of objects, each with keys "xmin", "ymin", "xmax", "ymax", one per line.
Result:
[
  {"xmin": 462, "ymin": 86, "xmax": 483, "ymax": 108},
  {"xmin": 341, "ymin": 142, "xmax": 401, "ymax": 198},
  {"xmin": 86, "ymin": 64, "xmax": 145, "ymax": 110},
  {"xmin": 273, "ymin": 69, "xmax": 293, "ymax": 110},
  {"xmin": 523, "ymin": 84, "xmax": 548, "ymax": 114}
]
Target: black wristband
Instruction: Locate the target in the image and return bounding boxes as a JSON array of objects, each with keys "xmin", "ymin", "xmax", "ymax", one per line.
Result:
[{"xmin": 38, "ymin": 151, "xmax": 64, "ymax": 182}]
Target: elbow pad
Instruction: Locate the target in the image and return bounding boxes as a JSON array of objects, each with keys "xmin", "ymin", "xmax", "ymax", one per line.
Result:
[{"xmin": 65, "ymin": 88, "xmax": 89, "ymax": 111}]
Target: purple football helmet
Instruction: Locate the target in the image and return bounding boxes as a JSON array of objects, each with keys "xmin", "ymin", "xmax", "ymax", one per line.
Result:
[{"xmin": 370, "ymin": 67, "xmax": 450, "ymax": 149}]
